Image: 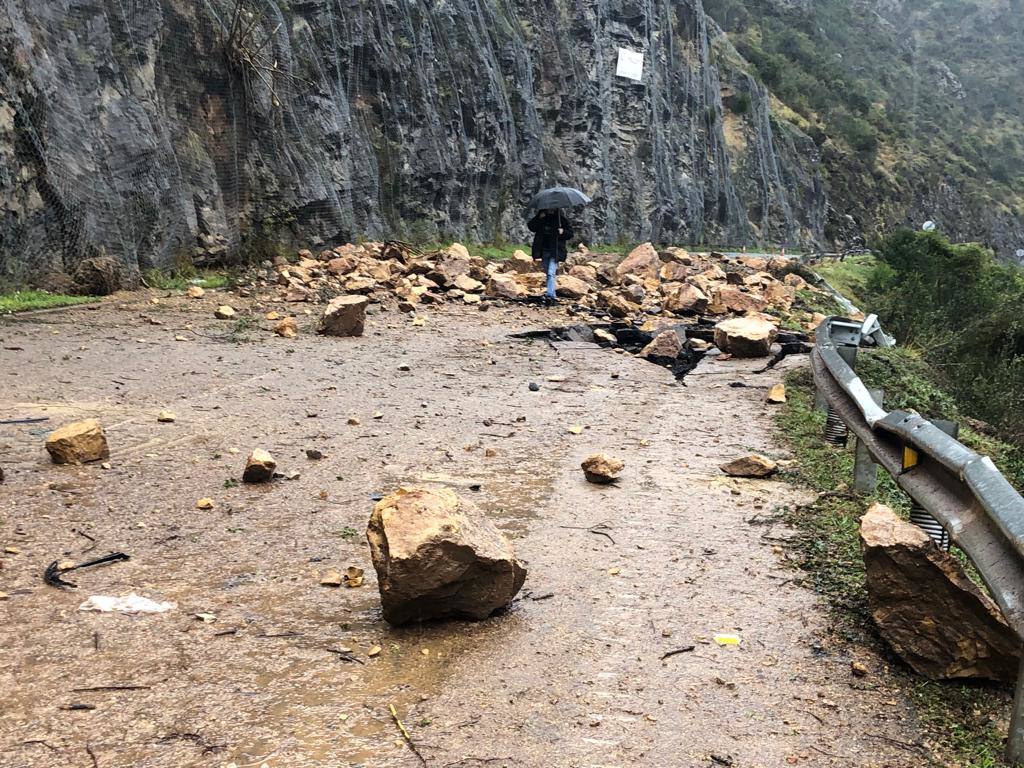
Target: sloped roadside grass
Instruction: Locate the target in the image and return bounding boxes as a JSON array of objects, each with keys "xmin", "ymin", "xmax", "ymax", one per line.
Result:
[
  {"xmin": 811, "ymin": 253, "xmax": 876, "ymax": 308},
  {"xmin": 0, "ymin": 290, "xmax": 98, "ymax": 313},
  {"xmin": 776, "ymin": 357, "xmax": 1012, "ymax": 767}
]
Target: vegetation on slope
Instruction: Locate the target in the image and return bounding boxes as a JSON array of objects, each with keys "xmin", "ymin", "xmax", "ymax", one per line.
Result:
[{"xmin": 704, "ymin": 0, "xmax": 1024, "ymax": 248}]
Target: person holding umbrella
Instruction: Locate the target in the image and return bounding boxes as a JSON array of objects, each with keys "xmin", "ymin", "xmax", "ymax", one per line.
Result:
[{"xmin": 526, "ymin": 187, "xmax": 591, "ymax": 303}]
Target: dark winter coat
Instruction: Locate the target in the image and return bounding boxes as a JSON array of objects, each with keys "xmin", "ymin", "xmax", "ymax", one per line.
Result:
[{"xmin": 528, "ymin": 211, "xmax": 574, "ymax": 262}]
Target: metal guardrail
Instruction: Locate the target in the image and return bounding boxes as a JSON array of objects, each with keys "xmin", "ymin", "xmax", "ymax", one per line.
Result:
[{"xmin": 811, "ymin": 316, "xmax": 1024, "ymax": 764}]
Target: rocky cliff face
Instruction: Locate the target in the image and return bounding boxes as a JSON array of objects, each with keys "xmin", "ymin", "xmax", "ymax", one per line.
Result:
[{"xmin": 0, "ymin": 0, "xmax": 825, "ymax": 282}]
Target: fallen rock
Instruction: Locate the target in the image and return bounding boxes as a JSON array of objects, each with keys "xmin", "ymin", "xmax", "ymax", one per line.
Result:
[
  {"xmin": 45, "ymin": 419, "xmax": 109, "ymax": 465},
  {"xmin": 713, "ymin": 317, "xmax": 778, "ymax": 358},
  {"xmin": 720, "ymin": 455, "xmax": 778, "ymax": 478},
  {"xmin": 320, "ymin": 569, "xmax": 344, "ymax": 587},
  {"xmin": 319, "ymin": 295, "xmax": 368, "ymax": 337},
  {"xmin": 860, "ymin": 503, "xmax": 1020, "ymax": 682},
  {"xmin": 274, "ymin": 317, "xmax": 298, "ymax": 338},
  {"xmin": 581, "ymin": 453, "xmax": 625, "ymax": 484},
  {"xmin": 640, "ymin": 329, "xmax": 682, "ymax": 361},
  {"xmin": 659, "ymin": 262, "xmax": 691, "ymax": 282},
  {"xmin": 367, "ymin": 487, "xmax": 527, "ymax": 625},
  {"xmin": 214, "ymin": 305, "xmax": 236, "ymax": 320},
  {"xmin": 615, "ymin": 242, "xmax": 660, "ymax": 278},
  {"xmin": 242, "ymin": 449, "xmax": 276, "ymax": 483},
  {"xmin": 156, "ymin": 410, "xmax": 177, "ymax": 423},
  {"xmin": 453, "ymin": 274, "xmax": 484, "ymax": 293},
  {"xmin": 556, "ymin": 275, "xmax": 591, "ymax": 299},
  {"xmin": 186, "ymin": 285, "xmax": 205, "ymax": 299},
  {"xmin": 598, "ymin": 290, "xmax": 638, "ymax": 319},
  {"xmin": 663, "ymin": 283, "xmax": 709, "ymax": 315},
  {"xmin": 486, "ymin": 274, "xmax": 525, "ymax": 300},
  {"xmin": 715, "ymin": 285, "xmax": 768, "ymax": 314},
  {"xmin": 767, "ymin": 384, "xmax": 787, "ymax": 404}
]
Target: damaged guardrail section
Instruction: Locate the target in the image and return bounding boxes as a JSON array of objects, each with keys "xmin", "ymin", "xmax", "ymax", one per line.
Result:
[{"xmin": 811, "ymin": 316, "xmax": 1024, "ymax": 765}]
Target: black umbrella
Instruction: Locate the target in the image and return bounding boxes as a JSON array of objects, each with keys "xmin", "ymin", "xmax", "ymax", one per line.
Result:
[{"xmin": 526, "ymin": 186, "xmax": 592, "ymax": 214}]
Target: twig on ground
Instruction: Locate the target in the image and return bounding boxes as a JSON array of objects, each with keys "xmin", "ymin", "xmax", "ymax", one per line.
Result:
[
  {"xmin": 558, "ymin": 522, "xmax": 615, "ymax": 544},
  {"xmin": 389, "ymin": 703, "xmax": 428, "ymax": 765},
  {"xmin": 326, "ymin": 648, "xmax": 365, "ymax": 665},
  {"xmin": 75, "ymin": 529, "xmax": 97, "ymax": 553},
  {"xmin": 21, "ymin": 740, "xmax": 58, "ymax": 751},
  {"xmin": 72, "ymin": 685, "xmax": 151, "ymax": 693},
  {"xmin": 86, "ymin": 743, "xmax": 99, "ymax": 768},
  {"xmin": 660, "ymin": 646, "xmax": 696, "ymax": 660}
]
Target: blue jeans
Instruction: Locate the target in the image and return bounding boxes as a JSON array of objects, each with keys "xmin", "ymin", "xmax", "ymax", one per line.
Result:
[{"xmin": 543, "ymin": 255, "xmax": 558, "ymax": 298}]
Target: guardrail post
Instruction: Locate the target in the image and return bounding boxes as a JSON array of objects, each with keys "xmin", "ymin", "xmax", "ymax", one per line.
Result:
[
  {"xmin": 907, "ymin": 419, "xmax": 959, "ymax": 551},
  {"xmin": 1009, "ymin": 653, "xmax": 1024, "ymax": 765},
  {"xmin": 852, "ymin": 389, "xmax": 884, "ymax": 494}
]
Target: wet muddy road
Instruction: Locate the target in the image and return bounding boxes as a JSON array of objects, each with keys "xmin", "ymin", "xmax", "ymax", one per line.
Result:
[{"xmin": 0, "ymin": 295, "xmax": 919, "ymax": 767}]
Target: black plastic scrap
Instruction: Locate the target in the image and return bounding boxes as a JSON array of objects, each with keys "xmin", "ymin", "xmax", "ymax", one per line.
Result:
[{"xmin": 43, "ymin": 552, "xmax": 131, "ymax": 589}]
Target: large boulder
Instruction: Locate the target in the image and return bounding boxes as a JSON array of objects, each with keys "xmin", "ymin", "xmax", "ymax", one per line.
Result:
[
  {"xmin": 714, "ymin": 318, "xmax": 778, "ymax": 358},
  {"xmin": 615, "ymin": 242, "xmax": 660, "ymax": 279},
  {"xmin": 319, "ymin": 295, "xmax": 368, "ymax": 337},
  {"xmin": 46, "ymin": 419, "xmax": 109, "ymax": 464},
  {"xmin": 860, "ymin": 504, "xmax": 1020, "ymax": 682},
  {"xmin": 367, "ymin": 487, "xmax": 527, "ymax": 625}
]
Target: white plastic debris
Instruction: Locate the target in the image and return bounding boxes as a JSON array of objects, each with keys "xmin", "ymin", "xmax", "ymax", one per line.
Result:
[{"xmin": 78, "ymin": 593, "xmax": 176, "ymax": 614}]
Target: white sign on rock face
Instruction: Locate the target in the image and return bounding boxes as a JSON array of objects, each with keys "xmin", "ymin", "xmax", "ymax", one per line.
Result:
[{"xmin": 616, "ymin": 48, "xmax": 644, "ymax": 82}]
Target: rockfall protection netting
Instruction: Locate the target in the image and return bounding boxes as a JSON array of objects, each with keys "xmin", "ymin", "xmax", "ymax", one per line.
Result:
[
  {"xmin": 0, "ymin": 0, "xmax": 826, "ymax": 289},
  {"xmin": 1, "ymin": 0, "xmax": 377, "ymax": 288}
]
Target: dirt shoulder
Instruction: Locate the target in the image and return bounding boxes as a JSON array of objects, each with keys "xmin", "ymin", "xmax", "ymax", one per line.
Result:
[{"xmin": 0, "ymin": 294, "xmax": 918, "ymax": 767}]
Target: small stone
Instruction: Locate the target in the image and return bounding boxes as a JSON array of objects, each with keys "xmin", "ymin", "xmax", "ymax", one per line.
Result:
[
  {"xmin": 242, "ymin": 449, "xmax": 276, "ymax": 483},
  {"xmin": 214, "ymin": 305, "xmax": 236, "ymax": 320},
  {"xmin": 347, "ymin": 417, "xmax": 361, "ymax": 426},
  {"xmin": 306, "ymin": 448, "xmax": 324, "ymax": 460},
  {"xmin": 274, "ymin": 317, "xmax": 298, "ymax": 338},
  {"xmin": 186, "ymin": 285, "xmax": 205, "ymax": 299},
  {"xmin": 265, "ymin": 311, "xmax": 282, "ymax": 321},
  {"xmin": 767, "ymin": 384, "xmax": 787, "ymax": 404},
  {"xmin": 320, "ymin": 569, "xmax": 344, "ymax": 587},
  {"xmin": 367, "ymin": 645, "xmax": 382, "ymax": 657},
  {"xmin": 581, "ymin": 453, "xmax": 625, "ymax": 484},
  {"xmin": 45, "ymin": 419, "xmax": 109, "ymax": 465},
  {"xmin": 5, "ymin": 546, "xmax": 21, "ymax": 555},
  {"xmin": 851, "ymin": 661, "xmax": 869, "ymax": 677},
  {"xmin": 157, "ymin": 410, "xmax": 176, "ymax": 423},
  {"xmin": 343, "ymin": 566, "xmax": 364, "ymax": 588},
  {"xmin": 720, "ymin": 455, "xmax": 778, "ymax": 478},
  {"xmin": 196, "ymin": 498, "xmax": 214, "ymax": 510}
]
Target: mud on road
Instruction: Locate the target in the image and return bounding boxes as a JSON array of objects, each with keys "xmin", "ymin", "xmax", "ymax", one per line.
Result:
[{"xmin": 0, "ymin": 294, "xmax": 920, "ymax": 767}]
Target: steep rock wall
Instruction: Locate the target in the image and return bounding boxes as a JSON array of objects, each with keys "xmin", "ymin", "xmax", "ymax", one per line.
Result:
[{"xmin": 0, "ymin": 0, "xmax": 825, "ymax": 282}]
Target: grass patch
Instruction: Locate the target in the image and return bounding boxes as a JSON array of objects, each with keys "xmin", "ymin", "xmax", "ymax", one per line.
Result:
[
  {"xmin": 775, "ymin": 360, "xmax": 1013, "ymax": 766},
  {"xmin": 812, "ymin": 253, "xmax": 876, "ymax": 307},
  {"xmin": 0, "ymin": 290, "xmax": 98, "ymax": 313},
  {"xmin": 143, "ymin": 268, "xmax": 230, "ymax": 291}
]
